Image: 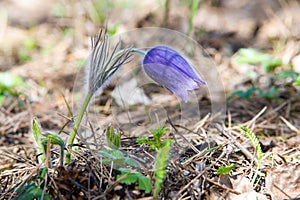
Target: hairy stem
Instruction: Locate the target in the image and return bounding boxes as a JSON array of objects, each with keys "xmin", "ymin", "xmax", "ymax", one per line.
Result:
[{"xmin": 65, "ymin": 92, "xmax": 93, "ymax": 164}]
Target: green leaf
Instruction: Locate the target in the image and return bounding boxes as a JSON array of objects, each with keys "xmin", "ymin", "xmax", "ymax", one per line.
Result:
[
  {"xmin": 99, "ymin": 149, "xmax": 127, "ymax": 167},
  {"xmin": 17, "ymin": 184, "xmax": 51, "ymax": 200},
  {"xmin": 40, "ymin": 167, "xmax": 48, "ymax": 179},
  {"xmin": 235, "ymin": 48, "xmax": 282, "ymax": 72},
  {"xmin": 235, "ymin": 48, "xmax": 271, "ymax": 64},
  {"xmin": 152, "ymin": 126, "xmax": 169, "ymax": 139},
  {"xmin": 275, "ymin": 70, "xmax": 299, "ymax": 80},
  {"xmin": 124, "ymin": 157, "xmax": 140, "ymax": 168},
  {"xmin": 137, "ymin": 174, "xmax": 152, "ymax": 194},
  {"xmin": 293, "ymin": 76, "xmax": 300, "ymax": 86},
  {"xmin": 41, "ymin": 131, "xmax": 64, "ymax": 147},
  {"xmin": 136, "ymin": 137, "xmax": 152, "ymax": 145},
  {"xmin": 137, "ymin": 126, "xmax": 170, "ymax": 151},
  {"xmin": 257, "ymin": 86, "xmax": 280, "ymax": 99},
  {"xmin": 117, "ymin": 169, "xmax": 138, "ymax": 185},
  {"xmin": 240, "ymin": 125, "xmax": 264, "ymax": 185},
  {"xmin": 32, "ymin": 118, "xmax": 45, "ymax": 163},
  {"xmin": 152, "ymin": 126, "xmax": 169, "ymax": 149},
  {"xmin": 228, "ymin": 87, "xmax": 260, "ymax": 99},
  {"xmin": 108, "ymin": 24, "xmax": 118, "ymax": 36},
  {"xmin": 0, "ymin": 72, "xmax": 27, "ymax": 106},
  {"xmin": 154, "ymin": 139, "xmax": 172, "ymax": 198},
  {"xmin": 215, "ymin": 163, "xmax": 237, "ymax": 175},
  {"xmin": 117, "ymin": 168, "xmax": 152, "ymax": 194},
  {"xmin": 99, "ymin": 149, "xmax": 124, "ymax": 160},
  {"xmin": 261, "ymin": 59, "xmax": 282, "ymax": 73},
  {"xmin": 0, "ymin": 72, "xmax": 27, "ymax": 89},
  {"xmin": 136, "ymin": 137, "xmax": 157, "ymax": 150},
  {"xmin": 240, "ymin": 126, "xmax": 263, "ymax": 162},
  {"xmin": 105, "ymin": 126, "xmax": 121, "ymax": 149}
]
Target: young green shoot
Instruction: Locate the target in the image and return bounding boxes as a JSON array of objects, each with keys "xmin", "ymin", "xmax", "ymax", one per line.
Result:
[
  {"xmin": 136, "ymin": 126, "xmax": 170, "ymax": 151},
  {"xmin": 105, "ymin": 126, "xmax": 121, "ymax": 149},
  {"xmin": 41, "ymin": 132, "xmax": 65, "ymax": 167},
  {"xmin": 99, "ymin": 126, "xmax": 151, "ymax": 193},
  {"xmin": 240, "ymin": 125, "xmax": 263, "ymax": 186},
  {"xmin": 32, "ymin": 118, "xmax": 45, "ymax": 163},
  {"xmin": 154, "ymin": 139, "xmax": 172, "ymax": 199},
  {"xmin": 215, "ymin": 163, "xmax": 237, "ymax": 175},
  {"xmin": 0, "ymin": 72, "xmax": 27, "ymax": 106}
]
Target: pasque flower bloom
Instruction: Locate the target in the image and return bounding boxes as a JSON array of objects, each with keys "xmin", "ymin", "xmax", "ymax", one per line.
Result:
[{"xmin": 142, "ymin": 45, "xmax": 206, "ymax": 102}]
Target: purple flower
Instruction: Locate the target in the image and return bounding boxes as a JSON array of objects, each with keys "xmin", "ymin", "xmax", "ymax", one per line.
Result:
[{"xmin": 142, "ymin": 45, "xmax": 206, "ymax": 102}]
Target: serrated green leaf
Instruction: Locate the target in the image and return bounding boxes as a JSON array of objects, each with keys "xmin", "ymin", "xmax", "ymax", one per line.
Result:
[
  {"xmin": 118, "ymin": 171, "xmax": 138, "ymax": 185},
  {"xmin": 109, "ymin": 149, "xmax": 124, "ymax": 160},
  {"xmin": 137, "ymin": 126, "xmax": 169, "ymax": 151},
  {"xmin": 99, "ymin": 149, "xmax": 126, "ymax": 167},
  {"xmin": 240, "ymin": 125, "xmax": 264, "ymax": 185},
  {"xmin": 136, "ymin": 137, "xmax": 153, "ymax": 145},
  {"xmin": 152, "ymin": 126, "xmax": 169, "ymax": 138},
  {"xmin": 153, "ymin": 126, "xmax": 169, "ymax": 149},
  {"xmin": 117, "ymin": 168, "xmax": 152, "ymax": 193},
  {"xmin": 121, "ymin": 174, "xmax": 137, "ymax": 185},
  {"xmin": 99, "ymin": 149, "xmax": 124, "ymax": 160},
  {"xmin": 215, "ymin": 163, "xmax": 237, "ymax": 175},
  {"xmin": 124, "ymin": 157, "xmax": 140, "ymax": 168},
  {"xmin": 138, "ymin": 174, "xmax": 152, "ymax": 194},
  {"xmin": 240, "ymin": 126, "xmax": 263, "ymax": 162},
  {"xmin": 154, "ymin": 139, "xmax": 172, "ymax": 198}
]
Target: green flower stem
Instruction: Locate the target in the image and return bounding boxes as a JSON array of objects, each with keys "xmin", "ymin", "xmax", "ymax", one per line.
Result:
[
  {"xmin": 114, "ymin": 48, "xmax": 146, "ymax": 58},
  {"xmin": 65, "ymin": 91, "xmax": 93, "ymax": 164},
  {"xmin": 131, "ymin": 48, "xmax": 146, "ymax": 55}
]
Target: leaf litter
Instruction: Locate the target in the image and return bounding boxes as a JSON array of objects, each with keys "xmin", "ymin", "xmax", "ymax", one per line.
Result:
[{"xmin": 1, "ymin": 0, "xmax": 300, "ymax": 199}]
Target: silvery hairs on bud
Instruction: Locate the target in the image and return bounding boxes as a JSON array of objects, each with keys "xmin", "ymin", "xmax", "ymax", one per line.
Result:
[{"xmin": 86, "ymin": 30, "xmax": 133, "ymax": 95}]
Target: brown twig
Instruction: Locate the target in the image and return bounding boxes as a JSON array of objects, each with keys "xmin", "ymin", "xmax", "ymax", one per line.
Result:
[
  {"xmin": 215, "ymin": 124, "xmax": 258, "ymax": 165},
  {"xmin": 206, "ymin": 178, "xmax": 241, "ymax": 195}
]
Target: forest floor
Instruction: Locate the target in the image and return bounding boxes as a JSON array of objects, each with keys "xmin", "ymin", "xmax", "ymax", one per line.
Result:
[{"xmin": 0, "ymin": 0, "xmax": 300, "ymax": 199}]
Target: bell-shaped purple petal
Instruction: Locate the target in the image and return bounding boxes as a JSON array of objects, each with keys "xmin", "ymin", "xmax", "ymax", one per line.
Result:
[{"xmin": 142, "ymin": 45, "xmax": 206, "ymax": 102}]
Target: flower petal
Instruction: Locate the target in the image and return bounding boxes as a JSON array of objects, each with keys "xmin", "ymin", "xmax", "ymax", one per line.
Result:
[
  {"xmin": 143, "ymin": 46, "xmax": 206, "ymax": 85},
  {"xmin": 142, "ymin": 45, "xmax": 206, "ymax": 102},
  {"xmin": 143, "ymin": 62, "xmax": 197, "ymax": 102}
]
